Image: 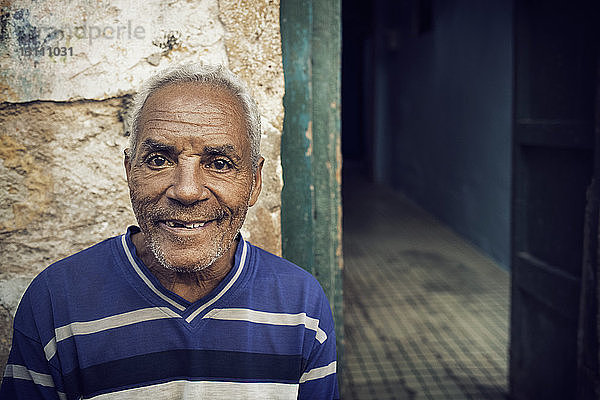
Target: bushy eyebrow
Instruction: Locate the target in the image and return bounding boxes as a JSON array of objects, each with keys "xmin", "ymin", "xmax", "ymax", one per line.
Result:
[
  {"xmin": 204, "ymin": 145, "xmax": 240, "ymax": 160},
  {"xmin": 139, "ymin": 138, "xmax": 176, "ymax": 155},
  {"xmin": 204, "ymin": 144, "xmax": 242, "ymax": 164}
]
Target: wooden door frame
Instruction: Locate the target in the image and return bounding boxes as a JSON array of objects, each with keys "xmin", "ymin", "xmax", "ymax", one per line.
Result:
[
  {"xmin": 510, "ymin": 0, "xmax": 598, "ymax": 398},
  {"xmin": 576, "ymin": 55, "xmax": 600, "ymax": 400},
  {"xmin": 279, "ymin": 0, "xmax": 344, "ymax": 367}
]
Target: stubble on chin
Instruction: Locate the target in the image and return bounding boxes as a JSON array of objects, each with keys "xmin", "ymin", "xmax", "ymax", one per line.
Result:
[
  {"xmin": 132, "ymin": 203, "xmax": 249, "ymax": 274},
  {"xmin": 144, "ymin": 230, "xmax": 227, "ymax": 273}
]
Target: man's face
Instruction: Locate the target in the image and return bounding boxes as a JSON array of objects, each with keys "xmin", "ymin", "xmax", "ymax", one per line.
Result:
[{"xmin": 125, "ymin": 82, "xmax": 262, "ymax": 272}]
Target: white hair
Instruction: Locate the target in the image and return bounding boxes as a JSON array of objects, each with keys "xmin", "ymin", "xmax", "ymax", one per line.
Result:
[{"xmin": 128, "ymin": 63, "xmax": 261, "ymax": 170}]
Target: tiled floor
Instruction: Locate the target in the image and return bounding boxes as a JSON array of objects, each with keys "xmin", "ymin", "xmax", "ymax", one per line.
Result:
[{"xmin": 341, "ymin": 171, "xmax": 509, "ymax": 400}]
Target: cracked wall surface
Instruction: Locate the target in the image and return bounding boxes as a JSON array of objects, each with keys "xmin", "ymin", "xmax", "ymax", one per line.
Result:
[{"xmin": 0, "ymin": 0, "xmax": 283, "ymax": 372}]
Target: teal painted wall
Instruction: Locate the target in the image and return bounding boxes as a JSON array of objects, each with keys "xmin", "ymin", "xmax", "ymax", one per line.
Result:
[{"xmin": 371, "ymin": 0, "xmax": 513, "ymax": 269}]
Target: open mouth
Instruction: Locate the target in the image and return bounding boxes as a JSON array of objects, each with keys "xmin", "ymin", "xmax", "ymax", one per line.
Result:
[{"xmin": 162, "ymin": 220, "xmax": 209, "ymax": 229}]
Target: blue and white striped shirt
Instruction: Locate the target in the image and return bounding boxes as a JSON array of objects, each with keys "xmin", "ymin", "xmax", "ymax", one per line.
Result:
[{"xmin": 1, "ymin": 227, "xmax": 339, "ymax": 399}]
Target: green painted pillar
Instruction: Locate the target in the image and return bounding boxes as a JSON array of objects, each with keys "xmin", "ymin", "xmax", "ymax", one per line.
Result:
[{"xmin": 280, "ymin": 0, "xmax": 343, "ymax": 372}]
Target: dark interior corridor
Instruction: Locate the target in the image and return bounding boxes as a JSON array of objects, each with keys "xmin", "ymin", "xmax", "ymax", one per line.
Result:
[
  {"xmin": 341, "ymin": 0, "xmax": 599, "ymax": 399},
  {"xmin": 340, "ymin": 2, "xmax": 513, "ymax": 395}
]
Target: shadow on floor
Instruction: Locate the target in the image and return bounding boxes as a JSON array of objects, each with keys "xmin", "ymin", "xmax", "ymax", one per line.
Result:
[{"xmin": 341, "ymin": 169, "xmax": 509, "ymax": 400}]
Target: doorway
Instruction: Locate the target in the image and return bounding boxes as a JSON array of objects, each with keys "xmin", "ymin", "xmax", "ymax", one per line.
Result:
[{"xmin": 340, "ymin": 0, "xmax": 598, "ymax": 399}]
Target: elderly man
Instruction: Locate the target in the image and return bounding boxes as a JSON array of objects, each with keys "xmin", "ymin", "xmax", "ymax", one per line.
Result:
[{"xmin": 1, "ymin": 64, "xmax": 339, "ymax": 399}]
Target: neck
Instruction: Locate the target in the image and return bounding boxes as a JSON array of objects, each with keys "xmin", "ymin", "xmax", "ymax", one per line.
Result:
[{"xmin": 130, "ymin": 232, "xmax": 236, "ymax": 303}]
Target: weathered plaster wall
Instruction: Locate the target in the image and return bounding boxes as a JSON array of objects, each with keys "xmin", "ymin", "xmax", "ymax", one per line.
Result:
[{"xmin": 0, "ymin": 0, "xmax": 283, "ymax": 372}]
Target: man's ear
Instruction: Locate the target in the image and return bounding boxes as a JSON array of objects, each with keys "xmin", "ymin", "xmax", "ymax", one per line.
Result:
[
  {"xmin": 249, "ymin": 157, "xmax": 264, "ymax": 207},
  {"xmin": 124, "ymin": 148, "xmax": 131, "ymax": 182}
]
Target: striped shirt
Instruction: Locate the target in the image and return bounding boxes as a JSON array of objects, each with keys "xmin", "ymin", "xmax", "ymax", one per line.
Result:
[{"xmin": 0, "ymin": 227, "xmax": 339, "ymax": 399}]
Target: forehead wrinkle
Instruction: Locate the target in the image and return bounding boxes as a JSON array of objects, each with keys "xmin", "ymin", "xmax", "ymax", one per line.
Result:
[
  {"xmin": 144, "ymin": 109, "xmax": 230, "ymax": 118},
  {"xmin": 144, "ymin": 99, "xmax": 237, "ymax": 118},
  {"xmin": 143, "ymin": 118, "xmax": 230, "ymax": 129},
  {"xmin": 142, "ymin": 108, "xmax": 234, "ymax": 131},
  {"xmin": 145, "ymin": 110, "xmax": 227, "ymax": 121},
  {"xmin": 141, "ymin": 85, "xmax": 246, "ymax": 127}
]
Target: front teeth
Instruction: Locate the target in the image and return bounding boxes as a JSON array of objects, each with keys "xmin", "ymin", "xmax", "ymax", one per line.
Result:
[{"xmin": 165, "ymin": 221, "xmax": 206, "ymax": 229}]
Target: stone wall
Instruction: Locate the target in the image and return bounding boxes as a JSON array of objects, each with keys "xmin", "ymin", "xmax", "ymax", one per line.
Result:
[{"xmin": 0, "ymin": 0, "xmax": 283, "ymax": 372}]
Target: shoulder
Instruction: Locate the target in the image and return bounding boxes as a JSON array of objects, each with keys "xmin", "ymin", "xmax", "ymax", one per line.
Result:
[
  {"xmin": 244, "ymin": 242, "xmax": 335, "ymax": 330},
  {"xmin": 14, "ymin": 235, "xmax": 121, "ymax": 330},
  {"xmin": 21, "ymin": 235, "xmax": 119, "ymax": 288},
  {"xmin": 30, "ymin": 235, "xmax": 120, "ymax": 290},
  {"xmin": 248, "ymin": 243, "xmax": 325, "ymax": 294},
  {"xmin": 44, "ymin": 235, "xmax": 119, "ymax": 273}
]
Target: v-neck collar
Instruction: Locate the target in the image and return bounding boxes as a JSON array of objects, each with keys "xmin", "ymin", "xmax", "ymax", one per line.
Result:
[{"xmin": 118, "ymin": 226, "xmax": 249, "ymax": 324}]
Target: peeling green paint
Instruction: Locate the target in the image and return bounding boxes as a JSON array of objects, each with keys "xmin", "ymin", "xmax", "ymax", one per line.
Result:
[
  {"xmin": 281, "ymin": 0, "xmax": 315, "ymax": 273},
  {"xmin": 280, "ymin": 0, "xmax": 343, "ymax": 375}
]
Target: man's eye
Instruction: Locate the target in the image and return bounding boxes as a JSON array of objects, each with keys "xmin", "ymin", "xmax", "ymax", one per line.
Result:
[
  {"xmin": 208, "ymin": 159, "xmax": 233, "ymax": 171},
  {"xmin": 147, "ymin": 155, "xmax": 170, "ymax": 168}
]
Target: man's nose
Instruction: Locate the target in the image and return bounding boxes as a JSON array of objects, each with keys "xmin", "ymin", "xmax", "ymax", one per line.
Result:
[{"xmin": 166, "ymin": 159, "xmax": 210, "ymax": 205}]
